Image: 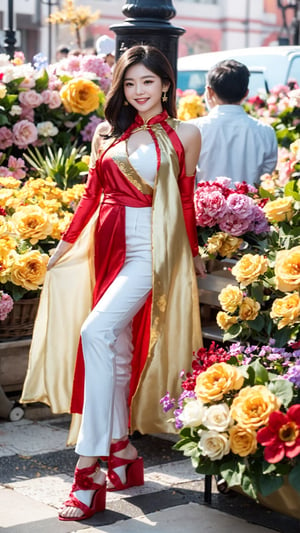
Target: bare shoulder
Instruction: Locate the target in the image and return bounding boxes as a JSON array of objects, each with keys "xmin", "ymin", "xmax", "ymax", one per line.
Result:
[{"xmin": 176, "ymin": 121, "xmax": 201, "ymax": 145}]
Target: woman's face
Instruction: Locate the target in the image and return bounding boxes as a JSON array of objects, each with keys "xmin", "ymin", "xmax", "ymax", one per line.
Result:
[{"xmin": 123, "ymin": 63, "xmax": 169, "ymax": 120}]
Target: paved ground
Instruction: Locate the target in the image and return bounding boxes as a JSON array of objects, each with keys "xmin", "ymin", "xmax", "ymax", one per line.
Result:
[{"xmin": 0, "ymin": 404, "xmax": 299, "ymax": 533}]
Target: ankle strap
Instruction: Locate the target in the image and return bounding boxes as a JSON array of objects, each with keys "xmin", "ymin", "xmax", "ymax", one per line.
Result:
[{"xmin": 110, "ymin": 438, "xmax": 129, "ymax": 454}]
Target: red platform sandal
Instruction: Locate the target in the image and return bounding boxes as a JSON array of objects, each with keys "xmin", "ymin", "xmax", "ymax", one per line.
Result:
[
  {"xmin": 59, "ymin": 463, "xmax": 106, "ymax": 521},
  {"xmin": 107, "ymin": 438, "xmax": 144, "ymax": 491}
]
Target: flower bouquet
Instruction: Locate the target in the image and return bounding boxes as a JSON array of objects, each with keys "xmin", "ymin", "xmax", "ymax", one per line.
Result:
[
  {"xmin": 0, "ymin": 51, "xmax": 108, "ymax": 182},
  {"xmin": 161, "ymin": 342, "xmax": 300, "ymax": 507},
  {"xmin": 216, "ymin": 178, "xmax": 300, "ymax": 347},
  {"xmin": 0, "ymin": 175, "xmax": 84, "ymax": 305},
  {"xmin": 194, "ymin": 177, "xmax": 270, "ymax": 261}
]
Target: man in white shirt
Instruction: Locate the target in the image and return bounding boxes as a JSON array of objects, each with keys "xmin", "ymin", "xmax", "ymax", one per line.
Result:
[{"xmin": 191, "ymin": 60, "xmax": 278, "ymax": 186}]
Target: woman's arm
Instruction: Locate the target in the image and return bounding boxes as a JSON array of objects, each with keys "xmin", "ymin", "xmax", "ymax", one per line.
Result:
[{"xmin": 176, "ymin": 123, "xmax": 206, "ymax": 278}]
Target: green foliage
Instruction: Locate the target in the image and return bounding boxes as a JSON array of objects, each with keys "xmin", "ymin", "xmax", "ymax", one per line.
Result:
[{"xmin": 24, "ymin": 144, "xmax": 89, "ymax": 189}]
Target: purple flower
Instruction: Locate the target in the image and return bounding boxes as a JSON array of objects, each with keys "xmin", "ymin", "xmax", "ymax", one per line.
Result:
[
  {"xmin": 248, "ymin": 206, "xmax": 270, "ymax": 234},
  {"xmin": 218, "ymin": 213, "xmax": 250, "ymax": 236},
  {"xmin": 284, "ymin": 364, "xmax": 300, "ymax": 388},
  {"xmin": 160, "ymin": 392, "xmax": 175, "ymax": 412}
]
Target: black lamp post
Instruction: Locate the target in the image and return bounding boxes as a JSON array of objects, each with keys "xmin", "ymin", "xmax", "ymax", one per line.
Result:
[
  {"xmin": 4, "ymin": 0, "xmax": 16, "ymax": 58},
  {"xmin": 41, "ymin": 0, "xmax": 59, "ymax": 62},
  {"xmin": 110, "ymin": 0, "xmax": 185, "ymax": 82},
  {"xmin": 277, "ymin": 0, "xmax": 300, "ymax": 45}
]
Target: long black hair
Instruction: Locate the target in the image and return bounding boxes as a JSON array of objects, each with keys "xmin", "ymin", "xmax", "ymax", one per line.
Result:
[{"xmin": 104, "ymin": 45, "xmax": 177, "ymax": 137}]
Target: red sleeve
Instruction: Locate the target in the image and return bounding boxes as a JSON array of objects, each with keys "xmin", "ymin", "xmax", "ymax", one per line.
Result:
[
  {"xmin": 62, "ymin": 165, "xmax": 102, "ymax": 243},
  {"xmin": 178, "ymin": 173, "xmax": 199, "ymax": 257}
]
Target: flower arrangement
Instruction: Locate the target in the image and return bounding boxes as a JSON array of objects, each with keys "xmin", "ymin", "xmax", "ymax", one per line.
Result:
[
  {"xmin": 245, "ymin": 84, "xmax": 300, "ymax": 148},
  {"xmin": 161, "ymin": 342, "xmax": 300, "ymax": 500},
  {"xmin": 0, "ymin": 175, "xmax": 84, "ymax": 304},
  {"xmin": 194, "ymin": 177, "xmax": 270, "ymax": 260},
  {"xmin": 0, "ymin": 50, "xmax": 108, "ymax": 180},
  {"xmin": 216, "ymin": 178, "xmax": 300, "ymax": 347}
]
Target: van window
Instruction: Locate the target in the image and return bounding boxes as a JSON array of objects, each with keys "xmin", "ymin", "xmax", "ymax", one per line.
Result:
[
  {"xmin": 177, "ymin": 69, "xmax": 267, "ymax": 97},
  {"xmin": 177, "ymin": 71, "xmax": 207, "ymax": 94}
]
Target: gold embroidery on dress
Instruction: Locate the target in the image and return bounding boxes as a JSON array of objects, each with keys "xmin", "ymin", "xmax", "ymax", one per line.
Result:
[{"xmin": 111, "ymin": 141, "xmax": 153, "ymax": 195}]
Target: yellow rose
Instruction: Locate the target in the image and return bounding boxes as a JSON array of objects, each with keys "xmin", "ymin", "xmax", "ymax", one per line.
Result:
[
  {"xmin": 218, "ymin": 235, "xmax": 243, "ymax": 258},
  {"xmin": 12, "ymin": 205, "xmax": 53, "ymax": 245},
  {"xmin": 10, "ymin": 250, "xmax": 49, "ymax": 290},
  {"xmin": 274, "ymin": 246, "xmax": 300, "ymax": 292},
  {"xmin": 216, "ymin": 311, "xmax": 238, "ymax": 331},
  {"xmin": 270, "ymin": 293, "xmax": 300, "ymax": 329},
  {"xmin": 218, "ymin": 284, "xmax": 243, "ymax": 313},
  {"xmin": 0, "ymin": 249, "xmax": 14, "ymax": 283},
  {"xmin": 231, "ymin": 254, "xmax": 268, "ymax": 287},
  {"xmin": 0, "ymin": 176, "xmax": 21, "ymax": 189},
  {"xmin": 60, "ymin": 78, "xmax": 101, "ymax": 115},
  {"xmin": 263, "ymin": 196, "xmax": 294, "ymax": 222},
  {"xmin": 229, "ymin": 425, "xmax": 257, "ymax": 456},
  {"xmin": 230, "ymin": 385, "xmax": 281, "ymax": 430},
  {"xmin": 206, "ymin": 232, "xmax": 225, "ymax": 255},
  {"xmin": 238, "ymin": 297, "xmax": 260, "ymax": 321},
  {"xmin": 195, "ymin": 362, "xmax": 244, "ymax": 403}
]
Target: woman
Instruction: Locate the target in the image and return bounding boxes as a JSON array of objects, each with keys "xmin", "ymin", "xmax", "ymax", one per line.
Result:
[{"xmin": 21, "ymin": 45, "xmax": 205, "ymax": 521}]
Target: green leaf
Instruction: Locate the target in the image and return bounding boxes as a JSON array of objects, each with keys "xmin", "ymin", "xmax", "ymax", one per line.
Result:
[
  {"xmin": 258, "ymin": 474, "xmax": 283, "ymax": 497},
  {"xmin": 288, "ymin": 464, "xmax": 300, "ymax": 492},
  {"xmin": 240, "ymin": 473, "xmax": 257, "ymax": 500},
  {"xmin": 220, "ymin": 459, "xmax": 245, "ymax": 488},
  {"xmin": 247, "ymin": 314, "xmax": 265, "ymax": 332},
  {"xmin": 35, "ymin": 69, "xmax": 49, "ymax": 92},
  {"xmin": 249, "ymin": 359, "xmax": 269, "ymax": 385},
  {"xmin": 268, "ymin": 378, "xmax": 293, "ymax": 407}
]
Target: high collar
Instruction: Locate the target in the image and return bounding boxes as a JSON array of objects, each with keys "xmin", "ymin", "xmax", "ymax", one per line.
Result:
[{"xmin": 133, "ymin": 109, "xmax": 168, "ymax": 128}]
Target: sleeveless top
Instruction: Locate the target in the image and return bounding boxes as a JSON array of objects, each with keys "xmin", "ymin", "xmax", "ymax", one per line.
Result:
[{"xmin": 128, "ymin": 143, "xmax": 157, "ymax": 187}]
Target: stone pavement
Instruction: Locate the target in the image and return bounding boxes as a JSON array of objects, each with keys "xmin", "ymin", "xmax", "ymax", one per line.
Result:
[{"xmin": 0, "ymin": 407, "xmax": 299, "ymax": 533}]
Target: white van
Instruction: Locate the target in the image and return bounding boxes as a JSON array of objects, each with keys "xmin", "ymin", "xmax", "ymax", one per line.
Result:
[{"xmin": 177, "ymin": 45, "xmax": 300, "ymax": 95}]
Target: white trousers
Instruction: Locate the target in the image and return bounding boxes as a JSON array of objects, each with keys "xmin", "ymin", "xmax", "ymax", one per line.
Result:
[{"xmin": 75, "ymin": 207, "xmax": 152, "ymax": 457}]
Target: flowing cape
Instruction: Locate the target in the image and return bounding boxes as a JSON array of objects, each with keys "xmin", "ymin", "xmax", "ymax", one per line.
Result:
[{"xmin": 21, "ymin": 111, "xmax": 202, "ymax": 444}]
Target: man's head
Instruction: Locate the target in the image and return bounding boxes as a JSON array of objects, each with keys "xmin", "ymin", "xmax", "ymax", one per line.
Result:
[{"xmin": 206, "ymin": 59, "xmax": 250, "ymax": 105}]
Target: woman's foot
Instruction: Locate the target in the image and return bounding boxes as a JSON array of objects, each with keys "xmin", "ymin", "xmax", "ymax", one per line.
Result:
[
  {"xmin": 107, "ymin": 438, "xmax": 144, "ymax": 491},
  {"xmin": 59, "ymin": 462, "xmax": 106, "ymax": 521}
]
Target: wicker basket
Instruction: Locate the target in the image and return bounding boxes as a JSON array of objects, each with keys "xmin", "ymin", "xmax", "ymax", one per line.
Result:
[{"xmin": 0, "ymin": 298, "xmax": 39, "ymax": 341}]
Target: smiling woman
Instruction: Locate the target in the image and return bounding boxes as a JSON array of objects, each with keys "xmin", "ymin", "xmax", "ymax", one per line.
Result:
[{"xmin": 21, "ymin": 44, "xmax": 206, "ymax": 522}]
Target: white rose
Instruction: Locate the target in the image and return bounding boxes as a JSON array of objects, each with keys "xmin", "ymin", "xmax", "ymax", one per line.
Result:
[
  {"xmin": 9, "ymin": 105, "xmax": 22, "ymax": 116},
  {"xmin": 202, "ymin": 403, "xmax": 232, "ymax": 432},
  {"xmin": 198, "ymin": 430, "xmax": 230, "ymax": 460},
  {"xmin": 37, "ymin": 121, "xmax": 59, "ymax": 137},
  {"xmin": 179, "ymin": 399, "xmax": 206, "ymax": 428}
]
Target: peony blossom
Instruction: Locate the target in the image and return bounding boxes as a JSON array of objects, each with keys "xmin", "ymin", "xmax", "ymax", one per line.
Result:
[{"xmin": 0, "ymin": 290, "xmax": 14, "ymax": 320}]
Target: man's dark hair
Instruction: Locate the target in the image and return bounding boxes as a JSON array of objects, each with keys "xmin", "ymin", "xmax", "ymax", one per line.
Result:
[{"xmin": 207, "ymin": 59, "xmax": 250, "ymax": 103}]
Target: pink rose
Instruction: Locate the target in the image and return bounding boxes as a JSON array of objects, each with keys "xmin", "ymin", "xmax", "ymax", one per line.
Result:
[
  {"xmin": 0, "ymin": 126, "xmax": 13, "ymax": 149},
  {"xmin": 13, "ymin": 120, "xmax": 38, "ymax": 148},
  {"xmin": 20, "ymin": 106, "xmax": 35, "ymax": 121},
  {"xmin": 41, "ymin": 89, "xmax": 61, "ymax": 109},
  {"xmin": 19, "ymin": 89, "xmax": 43, "ymax": 108}
]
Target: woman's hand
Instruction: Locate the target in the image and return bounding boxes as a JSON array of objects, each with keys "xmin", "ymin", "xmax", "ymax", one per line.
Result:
[
  {"xmin": 193, "ymin": 255, "xmax": 206, "ymax": 278},
  {"xmin": 47, "ymin": 240, "xmax": 73, "ymax": 271}
]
